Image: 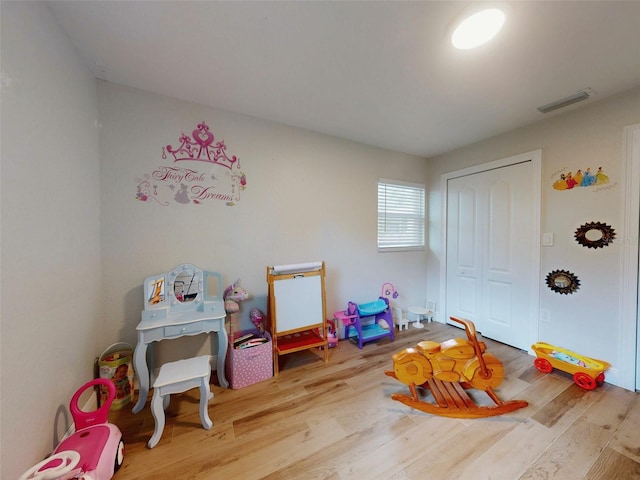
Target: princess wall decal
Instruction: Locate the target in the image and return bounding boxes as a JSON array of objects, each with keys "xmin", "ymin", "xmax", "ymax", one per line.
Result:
[
  {"xmin": 552, "ymin": 165, "xmax": 609, "ymax": 191},
  {"xmin": 135, "ymin": 121, "xmax": 247, "ymax": 207}
]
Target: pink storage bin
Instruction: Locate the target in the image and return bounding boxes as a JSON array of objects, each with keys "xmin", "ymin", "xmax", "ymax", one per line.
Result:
[{"xmin": 226, "ymin": 329, "xmax": 273, "ymax": 389}]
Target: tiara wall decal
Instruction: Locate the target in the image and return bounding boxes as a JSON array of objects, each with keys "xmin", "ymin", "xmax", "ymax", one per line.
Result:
[
  {"xmin": 136, "ymin": 121, "xmax": 247, "ymax": 207},
  {"xmin": 163, "ymin": 122, "xmax": 239, "ymax": 169}
]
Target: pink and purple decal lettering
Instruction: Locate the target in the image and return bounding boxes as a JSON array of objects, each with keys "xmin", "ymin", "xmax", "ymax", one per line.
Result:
[{"xmin": 135, "ymin": 122, "xmax": 247, "ymax": 206}]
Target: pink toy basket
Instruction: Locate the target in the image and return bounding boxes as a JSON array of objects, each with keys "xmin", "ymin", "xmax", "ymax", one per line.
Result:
[{"xmin": 226, "ymin": 329, "xmax": 273, "ymax": 389}]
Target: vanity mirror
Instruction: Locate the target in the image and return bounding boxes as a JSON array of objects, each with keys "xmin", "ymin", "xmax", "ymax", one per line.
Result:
[
  {"xmin": 172, "ymin": 265, "xmax": 201, "ymax": 303},
  {"xmin": 143, "ymin": 264, "xmax": 224, "ymax": 313}
]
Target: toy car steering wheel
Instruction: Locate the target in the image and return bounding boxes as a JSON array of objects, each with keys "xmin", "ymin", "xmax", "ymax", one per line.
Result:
[{"xmin": 19, "ymin": 450, "xmax": 81, "ymax": 480}]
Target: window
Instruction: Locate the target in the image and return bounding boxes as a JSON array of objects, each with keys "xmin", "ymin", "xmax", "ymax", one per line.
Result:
[{"xmin": 377, "ymin": 179, "xmax": 425, "ymax": 251}]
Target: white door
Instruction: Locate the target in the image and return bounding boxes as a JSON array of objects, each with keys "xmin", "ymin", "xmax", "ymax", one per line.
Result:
[
  {"xmin": 622, "ymin": 123, "xmax": 640, "ymax": 391},
  {"xmin": 445, "ymin": 154, "xmax": 540, "ymax": 350}
]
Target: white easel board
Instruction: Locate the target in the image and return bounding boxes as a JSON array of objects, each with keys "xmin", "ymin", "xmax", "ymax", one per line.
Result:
[{"xmin": 273, "ymin": 274, "xmax": 323, "ymax": 333}]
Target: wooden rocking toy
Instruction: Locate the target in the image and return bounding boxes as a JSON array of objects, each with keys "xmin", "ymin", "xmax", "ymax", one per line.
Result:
[{"xmin": 385, "ymin": 316, "xmax": 528, "ymax": 419}]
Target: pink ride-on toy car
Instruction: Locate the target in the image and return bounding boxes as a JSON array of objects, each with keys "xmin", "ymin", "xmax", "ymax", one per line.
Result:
[{"xmin": 20, "ymin": 378, "xmax": 124, "ymax": 480}]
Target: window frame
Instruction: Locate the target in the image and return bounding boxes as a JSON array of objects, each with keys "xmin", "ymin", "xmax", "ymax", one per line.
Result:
[{"xmin": 377, "ymin": 178, "xmax": 426, "ymax": 252}]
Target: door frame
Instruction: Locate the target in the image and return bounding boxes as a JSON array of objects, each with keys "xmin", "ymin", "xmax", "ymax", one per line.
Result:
[
  {"xmin": 622, "ymin": 123, "xmax": 640, "ymax": 391},
  {"xmin": 439, "ymin": 150, "xmax": 542, "ymax": 351}
]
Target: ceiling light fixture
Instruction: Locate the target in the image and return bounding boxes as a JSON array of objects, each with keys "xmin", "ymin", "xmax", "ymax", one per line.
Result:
[{"xmin": 451, "ymin": 7, "xmax": 506, "ymax": 50}]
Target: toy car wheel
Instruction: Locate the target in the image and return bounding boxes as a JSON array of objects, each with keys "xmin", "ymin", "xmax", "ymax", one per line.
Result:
[
  {"xmin": 534, "ymin": 358, "xmax": 553, "ymax": 373},
  {"xmin": 574, "ymin": 372, "xmax": 596, "ymax": 390},
  {"xmin": 114, "ymin": 438, "xmax": 125, "ymax": 472},
  {"xmin": 596, "ymin": 372, "xmax": 605, "ymax": 383}
]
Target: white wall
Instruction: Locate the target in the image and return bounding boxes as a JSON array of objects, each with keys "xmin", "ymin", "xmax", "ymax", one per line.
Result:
[
  {"xmin": 97, "ymin": 81, "xmax": 430, "ymax": 364},
  {"xmin": 1, "ymin": 2, "xmax": 102, "ymax": 479},
  {"xmin": 426, "ymin": 87, "xmax": 640, "ymax": 389}
]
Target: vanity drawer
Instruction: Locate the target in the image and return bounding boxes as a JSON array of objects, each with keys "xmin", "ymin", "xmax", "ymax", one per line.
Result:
[{"xmin": 164, "ymin": 322, "xmax": 202, "ymax": 337}]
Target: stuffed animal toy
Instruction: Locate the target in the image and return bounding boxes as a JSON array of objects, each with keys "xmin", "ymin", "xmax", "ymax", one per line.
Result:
[
  {"xmin": 327, "ymin": 320, "xmax": 338, "ymax": 348},
  {"xmin": 249, "ymin": 308, "xmax": 266, "ymax": 334},
  {"xmin": 223, "ymin": 280, "xmax": 248, "ymax": 314},
  {"xmin": 224, "ymin": 280, "xmax": 249, "ymax": 338}
]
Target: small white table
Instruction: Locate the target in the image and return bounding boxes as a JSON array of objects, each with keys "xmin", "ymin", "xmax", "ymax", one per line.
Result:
[{"xmin": 407, "ymin": 306, "xmax": 433, "ymax": 329}]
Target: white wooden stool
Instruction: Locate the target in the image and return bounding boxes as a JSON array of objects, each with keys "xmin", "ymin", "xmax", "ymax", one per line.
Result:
[{"xmin": 148, "ymin": 355, "xmax": 213, "ymax": 448}]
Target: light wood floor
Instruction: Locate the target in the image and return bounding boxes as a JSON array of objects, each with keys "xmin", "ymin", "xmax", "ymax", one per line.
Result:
[{"xmin": 110, "ymin": 322, "xmax": 640, "ymax": 480}]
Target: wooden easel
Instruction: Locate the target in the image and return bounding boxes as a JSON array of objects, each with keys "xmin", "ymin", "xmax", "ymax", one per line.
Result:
[{"xmin": 267, "ymin": 262, "xmax": 328, "ymax": 375}]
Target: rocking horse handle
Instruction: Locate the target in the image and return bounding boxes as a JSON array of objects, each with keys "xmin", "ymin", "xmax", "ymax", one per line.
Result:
[
  {"xmin": 449, "ymin": 316, "xmax": 491, "ymax": 379},
  {"xmin": 449, "ymin": 316, "xmax": 477, "ymax": 338}
]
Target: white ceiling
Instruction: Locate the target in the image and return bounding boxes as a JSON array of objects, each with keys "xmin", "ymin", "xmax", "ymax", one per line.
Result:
[{"xmin": 47, "ymin": 1, "xmax": 640, "ymax": 158}]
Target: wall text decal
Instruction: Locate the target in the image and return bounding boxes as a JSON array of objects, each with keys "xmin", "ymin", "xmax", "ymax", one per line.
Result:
[{"xmin": 135, "ymin": 122, "xmax": 246, "ymax": 206}]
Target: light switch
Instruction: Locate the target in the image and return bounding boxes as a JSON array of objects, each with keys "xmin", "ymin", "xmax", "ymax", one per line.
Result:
[{"xmin": 542, "ymin": 232, "xmax": 554, "ymax": 246}]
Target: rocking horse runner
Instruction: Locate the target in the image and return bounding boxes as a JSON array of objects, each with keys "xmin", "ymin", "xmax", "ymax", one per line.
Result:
[{"xmin": 385, "ymin": 316, "xmax": 528, "ymax": 418}]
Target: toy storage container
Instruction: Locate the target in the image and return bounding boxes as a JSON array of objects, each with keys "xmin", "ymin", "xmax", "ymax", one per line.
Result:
[
  {"xmin": 226, "ymin": 329, "xmax": 273, "ymax": 389},
  {"xmin": 98, "ymin": 342, "xmax": 134, "ymax": 410}
]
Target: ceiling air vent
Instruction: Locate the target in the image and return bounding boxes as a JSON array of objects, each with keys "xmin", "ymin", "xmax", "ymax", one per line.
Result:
[{"xmin": 537, "ymin": 88, "xmax": 594, "ymax": 114}]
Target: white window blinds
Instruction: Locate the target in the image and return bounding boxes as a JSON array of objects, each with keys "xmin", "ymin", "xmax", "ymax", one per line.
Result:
[{"xmin": 377, "ymin": 179, "xmax": 425, "ymax": 251}]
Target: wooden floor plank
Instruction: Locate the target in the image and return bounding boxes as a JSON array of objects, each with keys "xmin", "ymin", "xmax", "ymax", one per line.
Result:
[
  {"xmin": 402, "ymin": 419, "xmax": 518, "ymax": 480},
  {"xmin": 108, "ymin": 321, "xmax": 639, "ymax": 480},
  {"xmin": 337, "ymin": 415, "xmax": 467, "ymax": 480},
  {"xmin": 531, "ymin": 383, "xmax": 592, "ymax": 429},
  {"xmin": 517, "ymin": 384, "xmax": 635, "ymax": 480},
  {"xmin": 584, "ymin": 447, "xmax": 640, "ymax": 480},
  {"xmin": 606, "ymin": 389, "xmax": 640, "ymax": 463},
  {"xmin": 456, "ymin": 420, "xmax": 557, "ymax": 480}
]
